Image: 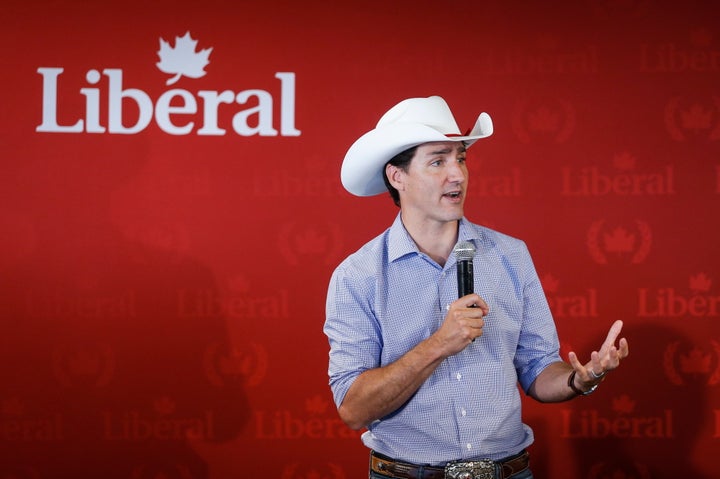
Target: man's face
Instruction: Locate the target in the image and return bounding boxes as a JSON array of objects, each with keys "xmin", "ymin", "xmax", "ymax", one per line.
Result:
[{"xmin": 391, "ymin": 141, "xmax": 469, "ymax": 225}]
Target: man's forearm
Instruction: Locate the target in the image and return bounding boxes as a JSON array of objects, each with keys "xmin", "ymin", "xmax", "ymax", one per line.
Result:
[
  {"xmin": 528, "ymin": 361, "xmax": 599, "ymax": 402},
  {"xmin": 338, "ymin": 335, "xmax": 447, "ymax": 430}
]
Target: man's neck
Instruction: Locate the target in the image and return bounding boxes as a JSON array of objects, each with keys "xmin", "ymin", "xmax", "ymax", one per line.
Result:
[{"xmin": 400, "ymin": 213, "xmax": 459, "ymax": 267}]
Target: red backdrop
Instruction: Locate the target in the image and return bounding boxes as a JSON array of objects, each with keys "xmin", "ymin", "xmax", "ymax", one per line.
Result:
[{"xmin": 2, "ymin": 1, "xmax": 719, "ymax": 478}]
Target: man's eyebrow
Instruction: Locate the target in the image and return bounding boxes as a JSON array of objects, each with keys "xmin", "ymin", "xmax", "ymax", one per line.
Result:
[
  {"xmin": 428, "ymin": 147, "xmax": 452, "ymax": 155},
  {"xmin": 426, "ymin": 145, "xmax": 466, "ymax": 156}
]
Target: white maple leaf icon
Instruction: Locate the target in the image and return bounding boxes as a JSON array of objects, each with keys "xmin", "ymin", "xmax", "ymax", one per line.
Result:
[{"xmin": 156, "ymin": 31, "xmax": 213, "ymax": 85}]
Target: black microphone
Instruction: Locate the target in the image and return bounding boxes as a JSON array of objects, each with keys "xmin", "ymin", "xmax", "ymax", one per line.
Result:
[{"xmin": 453, "ymin": 241, "xmax": 476, "ymax": 300}]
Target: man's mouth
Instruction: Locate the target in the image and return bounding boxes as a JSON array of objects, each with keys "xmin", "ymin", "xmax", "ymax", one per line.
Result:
[{"xmin": 444, "ymin": 191, "xmax": 462, "ymax": 200}]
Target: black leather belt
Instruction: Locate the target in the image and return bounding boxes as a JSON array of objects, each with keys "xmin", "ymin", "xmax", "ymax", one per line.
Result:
[{"xmin": 370, "ymin": 449, "xmax": 529, "ymax": 479}]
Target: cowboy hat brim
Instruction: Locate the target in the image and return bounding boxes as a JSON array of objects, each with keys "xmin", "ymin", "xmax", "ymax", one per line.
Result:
[{"xmin": 341, "ymin": 112, "xmax": 493, "ymax": 197}]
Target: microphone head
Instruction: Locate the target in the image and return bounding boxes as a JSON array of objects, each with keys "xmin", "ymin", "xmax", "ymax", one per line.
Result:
[{"xmin": 453, "ymin": 241, "xmax": 476, "ymax": 261}]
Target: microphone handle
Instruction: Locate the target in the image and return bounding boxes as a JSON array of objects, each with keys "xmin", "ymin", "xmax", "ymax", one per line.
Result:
[{"xmin": 457, "ymin": 260, "xmax": 474, "ymax": 299}]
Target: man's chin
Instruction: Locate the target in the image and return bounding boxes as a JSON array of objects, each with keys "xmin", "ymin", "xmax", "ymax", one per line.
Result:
[{"xmin": 443, "ymin": 208, "xmax": 464, "ymax": 222}]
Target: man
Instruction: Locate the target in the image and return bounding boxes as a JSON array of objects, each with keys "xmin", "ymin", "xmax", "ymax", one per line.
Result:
[{"xmin": 324, "ymin": 96, "xmax": 628, "ymax": 479}]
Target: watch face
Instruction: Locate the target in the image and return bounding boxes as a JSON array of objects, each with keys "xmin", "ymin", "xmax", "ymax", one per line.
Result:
[{"xmin": 583, "ymin": 384, "xmax": 599, "ymax": 395}]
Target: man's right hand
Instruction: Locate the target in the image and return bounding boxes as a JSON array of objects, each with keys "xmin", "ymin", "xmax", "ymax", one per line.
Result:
[{"xmin": 432, "ymin": 294, "xmax": 489, "ymax": 356}]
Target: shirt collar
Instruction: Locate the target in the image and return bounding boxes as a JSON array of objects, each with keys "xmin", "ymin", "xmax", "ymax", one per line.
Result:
[
  {"xmin": 387, "ymin": 213, "xmax": 418, "ymax": 263},
  {"xmin": 387, "ymin": 214, "xmax": 485, "ymax": 264}
]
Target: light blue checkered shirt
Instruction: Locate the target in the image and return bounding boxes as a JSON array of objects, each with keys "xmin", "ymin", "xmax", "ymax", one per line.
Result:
[{"xmin": 324, "ymin": 214, "xmax": 561, "ymax": 465}]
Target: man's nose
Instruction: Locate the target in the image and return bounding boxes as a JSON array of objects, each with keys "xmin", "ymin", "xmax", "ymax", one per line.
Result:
[{"xmin": 447, "ymin": 159, "xmax": 466, "ymax": 181}]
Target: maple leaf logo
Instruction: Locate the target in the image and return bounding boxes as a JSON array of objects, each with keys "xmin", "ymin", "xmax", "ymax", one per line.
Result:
[
  {"xmin": 603, "ymin": 227, "xmax": 635, "ymax": 253},
  {"xmin": 156, "ymin": 31, "xmax": 213, "ymax": 85},
  {"xmin": 681, "ymin": 103, "xmax": 713, "ymax": 131},
  {"xmin": 69, "ymin": 350, "xmax": 102, "ymax": 375},
  {"xmin": 305, "ymin": 394, "xmax": 330, "ymax": 415},
  {"xmin": 611, "ymin": 394, "xmax": 635, "ymax": 414},
  {"xmin": 527, "ymin": 107, "xmax": 560, "ymax": 133},
  {"xmin": 690, "ymin": 28, "xmax": 713, "ymax": 47},
  {"xmin": 679, "ymin": 348, "xmax": 712, "ymax": 374},
  {"xmin": 540, "ymin": 273, "xmax": 560, "ymax": 293},
  {"xmin": 219, "ymin": 348, "xmax": 253, "ymax": 376},
  {"xmin": 689, "ymin": 273, "xmax": 712, "ymax": 293},
  {"xmin": 612, "ymin": 152, "xmax": 636, "ymax": 171},
  {"xmin": 154, "ymin": 396, "xmax": 176, "ymax": 415},
  {"xmin": 293, "ymin": 228, "xmax": 328, "ymax": 255},
  {"xmin": 228, "ymin": 274, "xmax": 251, "ymax": 293},
  {"xmin": 535, "ymin": 34, "xmax": 560, "ymax": 50}
]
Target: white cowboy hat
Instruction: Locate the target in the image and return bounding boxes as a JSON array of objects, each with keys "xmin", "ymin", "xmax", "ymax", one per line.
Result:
[{"xmin": 341, "ymin": 95, "xmax": 493, "ymax": 197}]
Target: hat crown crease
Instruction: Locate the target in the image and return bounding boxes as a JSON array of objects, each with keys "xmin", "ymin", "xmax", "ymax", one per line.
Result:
[{"xmin": 376, "ymin": 96, "xmax": 461, "ymax": 136}]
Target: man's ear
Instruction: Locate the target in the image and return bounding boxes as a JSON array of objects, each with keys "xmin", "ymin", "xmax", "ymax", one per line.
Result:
[{"xmin": 386, "ymin": 164, "xmax": 404, "ymax": 191}]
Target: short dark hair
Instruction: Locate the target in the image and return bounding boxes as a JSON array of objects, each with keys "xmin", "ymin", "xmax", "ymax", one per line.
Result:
[{"xmin": 383, "ymin": 146, "xmax": 418, "ymax": 207}]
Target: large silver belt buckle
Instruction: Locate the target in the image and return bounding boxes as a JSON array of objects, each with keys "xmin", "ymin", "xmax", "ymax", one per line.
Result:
[{"xmin": 444, "ymin": 459, "xmax": 496, "ymax": 479}]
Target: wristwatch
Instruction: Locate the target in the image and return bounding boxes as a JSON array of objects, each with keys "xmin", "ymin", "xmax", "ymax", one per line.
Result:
[{"xmin": 568, "ymin": 370, "xmax": 598, "ymax": 396}]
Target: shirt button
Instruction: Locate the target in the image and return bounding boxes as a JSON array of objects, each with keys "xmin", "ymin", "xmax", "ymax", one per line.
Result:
[
  {"xmin": 466, "ymin": 443, "xmax": 472, "ymax": 451},
  {"xmin": 456, "ymin": 373, "xmax": 462, "ymax": 381},
  {"xmin": 461, "ymin": 408, "xmax": 467, "ymax": 416}
]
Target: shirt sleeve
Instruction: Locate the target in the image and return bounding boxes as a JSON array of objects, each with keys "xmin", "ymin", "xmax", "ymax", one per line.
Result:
[
  {"xmin": 324, "ymin": 259, "xmax": 382, "ymax": 408},
  {"xmin": 512, "ymin": 241, "xmax": 562, "ymax": 392}
]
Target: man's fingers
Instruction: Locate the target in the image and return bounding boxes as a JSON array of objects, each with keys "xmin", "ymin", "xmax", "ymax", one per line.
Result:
[
  {"xmin": 619, "ymin": 337, "xmax": 629, "ymax": 358},
  {"xmin": 568, "ymin": 351, "xmax": 582, "ymax": 370},
  {"xmin": 602, "ymin": 320, "xmax": 624, "ymax": 347},
  {"xmin": 605, "ymin": 320, "xmax": 624, "ymax": 342},
  {"xmin": 457, "ymin": 294, "xmax": 489, "ymax": 315},
  {"xmin": 570, "ymin": 322, "xmax": 630, "ymax": 381}
]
